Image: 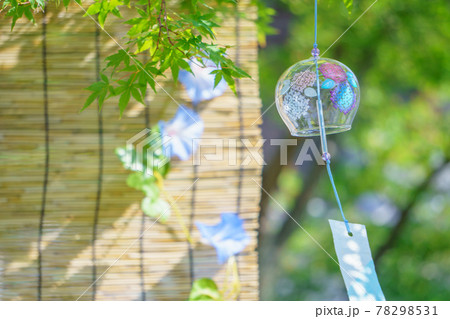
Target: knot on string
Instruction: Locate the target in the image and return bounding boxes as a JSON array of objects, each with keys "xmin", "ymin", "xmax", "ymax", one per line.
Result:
[
  {"xmin": 322, "ymin": 152, "xmax": 331, "ymax": 163},
  {"xmin": 311, "ymin": 47, "xmax": 320, "ymax": 58}
]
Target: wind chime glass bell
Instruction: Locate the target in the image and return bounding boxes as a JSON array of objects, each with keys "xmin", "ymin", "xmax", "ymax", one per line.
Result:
[{"xmin": 275, "ymin": 51, "xmax": 360, "ymax": 137}]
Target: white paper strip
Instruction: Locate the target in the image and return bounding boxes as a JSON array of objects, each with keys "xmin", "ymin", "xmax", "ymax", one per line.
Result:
[{"xmin": 329, "ymin": 219, "xmax": 386, "ymax": 301}]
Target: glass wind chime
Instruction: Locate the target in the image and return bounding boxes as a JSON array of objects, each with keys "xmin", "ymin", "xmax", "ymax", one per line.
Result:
[{"xmin": 275, "ymin": 0, "xmax": 386, "ymax": 301}]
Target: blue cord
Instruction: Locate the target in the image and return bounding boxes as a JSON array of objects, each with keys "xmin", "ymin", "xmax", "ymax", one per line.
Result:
[
  {"xmin": 326, "ymin": 160, "xmax": 352, "ymax": 234},
  {"xmin": 314, "ymin": 0, "xmax": 318, "ymax": 48},
  {"xmin": 314, "ymin": 61, "xmax": 327, "ymax": 155},
  {"xmin": 313, "ymin": 0, "xmax": 352, "ymax": 235}
]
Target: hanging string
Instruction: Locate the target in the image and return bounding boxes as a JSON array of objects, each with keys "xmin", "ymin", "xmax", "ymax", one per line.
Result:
[
  {"xmin": 314, "ymin": 0, "xmax": 318, "ymax": 48},
  {"xmin": 313, "ymin": 0, "xmax": 352, "ymax": 236}
]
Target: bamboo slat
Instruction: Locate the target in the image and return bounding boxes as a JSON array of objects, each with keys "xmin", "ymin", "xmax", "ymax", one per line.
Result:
[{"xmin": 0, "ymin": 0, "xmax": 262, "ymax": 301}]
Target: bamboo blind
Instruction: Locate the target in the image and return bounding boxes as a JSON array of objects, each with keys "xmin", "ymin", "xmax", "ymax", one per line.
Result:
[{"xmin": 0, "ymin": 1, "xmax": 262, "ymax": 301}]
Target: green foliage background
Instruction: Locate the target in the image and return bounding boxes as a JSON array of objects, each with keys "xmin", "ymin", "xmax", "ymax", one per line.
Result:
[{"xmin": 258, "ymin": 0, "xmax": 450, "ymax": 300}]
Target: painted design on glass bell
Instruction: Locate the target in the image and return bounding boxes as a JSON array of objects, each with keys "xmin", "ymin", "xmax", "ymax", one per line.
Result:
[
  {"xmin": 283, "ymin": 92, "xmax": 310, "ymax": 120},
  {"xmin": 275, "ymin": 57, "xmax": 360, "ymax": 137},
  {"xmin": 321, "ymin": 78, "xmax": 336, "ymax": 89},
  {"xmin": 280, "ymin": 79, "xmax": 291, "ymax": 94},
  {"xmin": 282, "ymin": 70, "xmax": 316, "ymax": 121},
  {"xmin": 292, "ymin": 70, "xmax": 316, "ymax": 91},
  {"xmin": 319, "ymin": 62, "xmax": 357, "ymax": 114},
  {"xmin": 304, "ymin": 87, "xmax": 317, "ymax": 97},
  {"xmin": 330, "ymin": 81, "xmax": 356, "ymax": 114},
  {"xmin": 319, "ymin": 63, "xmax": 347, "ymax": 82},
  {"xmin": 346, "ymin": 71, "xmax": 357, "ymax": 88}
]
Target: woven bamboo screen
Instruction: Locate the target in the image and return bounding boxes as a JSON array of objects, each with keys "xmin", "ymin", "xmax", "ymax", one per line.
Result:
[{"xmin": 0, "ymin": 1, "xmax": 262, "ymax": 301}]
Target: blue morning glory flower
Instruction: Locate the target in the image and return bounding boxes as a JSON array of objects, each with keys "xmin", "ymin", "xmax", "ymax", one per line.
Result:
[
  {"xmin": 178, "ymin": 57, "xmax": 228, "ymax": 105},
  {"xmin": 195, "ymin": 213, "xmax": 250, "ymax": 264},
  {"xmin": 158, "ymin": 106, "xmax": 204, "ymax": 161}
]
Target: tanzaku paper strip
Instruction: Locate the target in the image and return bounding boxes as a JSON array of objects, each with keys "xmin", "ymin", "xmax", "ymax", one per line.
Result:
[{"xmin": 329, "ymin": 219, "xmax": 385, "ymax": 301}]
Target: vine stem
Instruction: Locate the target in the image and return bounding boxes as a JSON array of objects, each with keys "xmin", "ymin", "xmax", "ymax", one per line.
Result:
[
  {"xmin": 153, "ymin": 170, "xmax": 193, "ymax": 245},
  {"xmin": 222, "ymin": 256, "xmax": 241, "ymax": 300},
  {"xmin": 220, "ymin": 257, "xmax": 231, "ymax": 297}
]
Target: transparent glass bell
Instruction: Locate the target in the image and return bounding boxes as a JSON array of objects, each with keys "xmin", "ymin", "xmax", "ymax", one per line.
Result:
[{"xmin": 275, "ymin": 57, "xmax": 360, "ymax": 137}]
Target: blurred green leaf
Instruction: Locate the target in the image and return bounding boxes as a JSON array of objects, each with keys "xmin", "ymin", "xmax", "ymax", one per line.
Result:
[
  {"xmin": 342, "ymin": 0, "xmax": 353, "ymax": 14},
  {"xmin": 141, "ymin": 197, "xmax": 171, "ymax": 222},
  {"xmin": 189, "ymin": 278, "xmax": 223, "ymax": 301}
]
